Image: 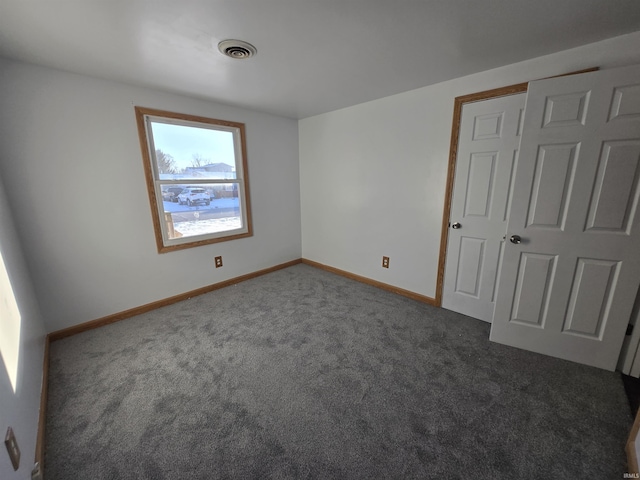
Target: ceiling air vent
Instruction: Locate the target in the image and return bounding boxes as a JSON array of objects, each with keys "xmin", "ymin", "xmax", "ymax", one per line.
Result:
[{"xmin": 218, "ymin": 40, "xmax": 257, "ymax": 59}]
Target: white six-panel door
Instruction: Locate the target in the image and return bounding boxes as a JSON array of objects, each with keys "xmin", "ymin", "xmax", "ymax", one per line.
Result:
[
  {"xmin": 490, "ymin": 65, "xmax": 640, "ymax": 370},
  {"xmin": 443, "ymin": 93, "xmax": 526, "ymax": 322}
]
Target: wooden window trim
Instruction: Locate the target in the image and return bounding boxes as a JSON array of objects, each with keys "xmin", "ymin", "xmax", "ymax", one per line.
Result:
[{"xmin": 134, "ymin": 106, "xmax": 253, "ymax": 253}]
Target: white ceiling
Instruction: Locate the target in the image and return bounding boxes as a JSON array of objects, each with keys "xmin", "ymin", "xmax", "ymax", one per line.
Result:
[{"xmin": 1, "ymin": 1, "xmax": 639, "ymax": 119}]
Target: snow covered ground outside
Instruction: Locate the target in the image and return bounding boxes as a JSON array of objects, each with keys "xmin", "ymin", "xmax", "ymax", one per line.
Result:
[
  {"xmin": 162, "ymin": 197, "xmax": 242, "ymax": 237},
  {"xmin": 174, "ymin": 217, "xmax": 241, "ymax": 237}
]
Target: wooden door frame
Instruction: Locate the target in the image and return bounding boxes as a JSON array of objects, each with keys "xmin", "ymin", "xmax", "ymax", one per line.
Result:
[{"xmin": 434, "ymin": 69, "xmax": 598, "ymax": 308}]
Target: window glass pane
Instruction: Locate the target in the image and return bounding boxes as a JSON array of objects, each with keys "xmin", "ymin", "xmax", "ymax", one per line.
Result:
[
  {"xmin": 150, "ymin": 122, "xmax": 238, "ymax": 181},
  {"xmin": 160, "ymin": 183, "xmax": 242, "ymax": 240}
]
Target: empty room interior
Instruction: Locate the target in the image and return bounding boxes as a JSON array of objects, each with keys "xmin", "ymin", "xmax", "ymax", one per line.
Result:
[{"xmin": 2, "ymin": 1, "xmax": 640, "ymax": 479}]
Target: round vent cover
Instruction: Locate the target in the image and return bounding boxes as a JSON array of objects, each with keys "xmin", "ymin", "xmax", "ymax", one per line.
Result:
[{"xmin": 218, "ymin": 40, "xmax": 257, "ymax": 59}]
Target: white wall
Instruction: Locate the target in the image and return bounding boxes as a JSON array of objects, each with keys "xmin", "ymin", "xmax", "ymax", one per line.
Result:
[
  {"xmin": 0, "ymin": 59, "xmax": 301, "ymax": 332},
  {"xmin": 0, "ymin": 172, "xmax": 46, "ymax": 479},
  {"xmin": 299, "ymin": 31, "xmax": 640, "ymax": 299}
]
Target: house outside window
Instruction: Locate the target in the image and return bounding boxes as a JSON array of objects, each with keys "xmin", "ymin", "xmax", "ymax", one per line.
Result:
[{"xmin": 135, "ymin": 107, "xmax": 252, "ymax": 253}]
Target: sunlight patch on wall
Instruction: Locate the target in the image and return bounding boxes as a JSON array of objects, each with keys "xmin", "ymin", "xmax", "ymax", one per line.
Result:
[{"xmin": 0, "ymin": 248, "xmax": 21, "ymax": 393}]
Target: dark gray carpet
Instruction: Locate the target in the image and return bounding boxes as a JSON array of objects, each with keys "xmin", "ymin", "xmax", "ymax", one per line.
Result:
[{"xmin": 45, "ymin": 264, "xmax": 632, "ymax": 479}]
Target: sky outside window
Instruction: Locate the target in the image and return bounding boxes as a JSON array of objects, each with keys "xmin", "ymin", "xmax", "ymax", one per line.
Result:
[{"xmin": 150, "ymin": 122, "xmax": 236, "ymax": 171}]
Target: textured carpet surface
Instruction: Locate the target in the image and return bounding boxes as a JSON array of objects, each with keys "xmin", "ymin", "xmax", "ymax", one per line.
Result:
[{"xmin": 46, "ymin": 264, "xmax": 632, "ymax": 479}]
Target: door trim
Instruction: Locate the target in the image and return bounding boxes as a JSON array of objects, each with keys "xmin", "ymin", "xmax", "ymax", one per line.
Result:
[{"xmin": 435, "ymin": 68, "xmax": 598, "ymax": 307}]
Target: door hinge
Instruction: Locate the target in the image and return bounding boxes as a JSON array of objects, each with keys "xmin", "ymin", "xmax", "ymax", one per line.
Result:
[{"xmin": 627, "ymin": 324, "xmax": 634, "ymax": 336}]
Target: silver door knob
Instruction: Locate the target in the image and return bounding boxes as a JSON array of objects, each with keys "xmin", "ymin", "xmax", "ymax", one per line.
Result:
[
  {"xmin": 452, "ymin": 222, "xmax": 461, "ymax": 229},
  {"xmin": 509, "ymin": 235, "xmax": 522, "ymax": 244}
]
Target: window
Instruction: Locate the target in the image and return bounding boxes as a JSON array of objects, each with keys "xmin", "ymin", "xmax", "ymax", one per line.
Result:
[{"xmin": 135, "ymin": 107, "xmax": 252, "ymax": 252}]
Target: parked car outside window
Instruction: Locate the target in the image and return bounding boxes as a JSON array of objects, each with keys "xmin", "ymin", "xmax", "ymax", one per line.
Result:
[
  {"xmin": 177, "ymin": 188, "xmax": 210, "ymax": 206},
  {"xmin": 162, "ymin": 186, "xmax": 185, "ymax": 202}
]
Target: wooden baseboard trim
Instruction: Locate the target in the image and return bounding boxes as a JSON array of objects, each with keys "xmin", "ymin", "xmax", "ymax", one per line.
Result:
[
  {"xmin": 48, "ymin": 259, "xmax": 302, "ymax": 342},
  {"xmin": 49, "ymin": 258, "xmax": 437, "ymax": 341},
  {"xmin": 34, "ymin": 334, "xmax": 50, "ymax": 476},
  {"xmin": 301, "ymin": 258, "xmax": 437, "ymax": 306}
]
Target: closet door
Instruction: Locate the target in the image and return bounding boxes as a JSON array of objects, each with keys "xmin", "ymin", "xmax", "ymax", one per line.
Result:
[{"xmin": 490, "ymin": 64, "xmax": 640, "ymax": 370}]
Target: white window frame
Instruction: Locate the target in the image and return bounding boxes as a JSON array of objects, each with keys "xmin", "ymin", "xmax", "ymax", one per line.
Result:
[{"xmin": 134, "ymin": 107, "xmax": 252, "ymax": 253}]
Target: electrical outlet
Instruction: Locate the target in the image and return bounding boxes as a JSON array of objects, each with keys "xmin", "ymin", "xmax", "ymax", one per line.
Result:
[
  {"xmin": 5, "ymin": 427, "xmax": 20, "ymax": 471},
  {"xmin": 382, "ymin": 256, "xmax": 390, "ymax": 268},
  {"xmin": 215, "ymin": 256, "xmax": 223, "ymax": 268}
]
